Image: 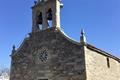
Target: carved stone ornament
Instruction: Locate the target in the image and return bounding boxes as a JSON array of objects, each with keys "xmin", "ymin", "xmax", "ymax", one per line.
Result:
[
  {"xmin": 34, "ymin": 48, "xmax": 49, "ymax": 63},
  {"xmin": 39, "ymin": 49, "xmax": 48, "ymax": 62}
]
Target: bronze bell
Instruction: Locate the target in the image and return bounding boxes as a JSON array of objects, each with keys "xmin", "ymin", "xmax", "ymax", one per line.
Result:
[
  {"xmin": 37, "ymin": 12, "xmax": 42, "ymax": 24},
  {"xmin": 47, "ymin": 9, "xmax": 52, "ymax": 20}
]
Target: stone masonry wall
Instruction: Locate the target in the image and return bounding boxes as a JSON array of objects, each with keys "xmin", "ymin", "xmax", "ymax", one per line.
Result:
[
  {"xmin": 10, "ymin": 28, "xmax": 86, "ymax": 80},
  {"xmin": 85, "ymin": 47, "xmax": 120, "ymax": 80}
]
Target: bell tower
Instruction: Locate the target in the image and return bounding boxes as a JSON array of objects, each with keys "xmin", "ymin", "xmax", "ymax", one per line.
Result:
[{"xmin": 32, "ymin": 0, "xmax": 63, "ymax": 32}]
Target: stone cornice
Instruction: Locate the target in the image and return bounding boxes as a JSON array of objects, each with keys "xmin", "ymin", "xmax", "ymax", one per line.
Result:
[{"xmin": 86, "ymin": 43, "xmax": 120, "ymax": 63}]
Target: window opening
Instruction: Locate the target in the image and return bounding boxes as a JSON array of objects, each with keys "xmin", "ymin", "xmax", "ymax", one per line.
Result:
[{"xmin": 107, "ymin": 57, "xmax": 110, "ymax": 68}]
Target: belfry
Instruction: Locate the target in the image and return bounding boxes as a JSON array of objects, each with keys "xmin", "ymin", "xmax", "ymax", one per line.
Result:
[
  {"xmin": 32, "ymin": 0, "xmax": 63, "ymax": 32},
  {"xmin": 10, "ymin": 0, "xmax": 120, "ymax": 80}
]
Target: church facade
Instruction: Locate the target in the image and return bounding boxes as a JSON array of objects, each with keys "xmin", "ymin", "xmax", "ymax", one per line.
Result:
[{"xmin": 10, "ymin": 0, "xmax": 120, "ymax": 80}]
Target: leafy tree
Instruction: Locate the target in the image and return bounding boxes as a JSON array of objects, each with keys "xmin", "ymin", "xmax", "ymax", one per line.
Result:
[{"xmin": 0, "ymin": 68, "xmax": 10, "ymax": 80}]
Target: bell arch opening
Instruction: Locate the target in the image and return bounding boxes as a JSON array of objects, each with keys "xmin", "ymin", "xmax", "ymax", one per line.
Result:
[
  {"xmin": 36, "ymin": 12, "xmax": 43, "ymax": 30},
  {"xmin": 47, "ymin": 8, "xmax": 52, "ymax": 28}
]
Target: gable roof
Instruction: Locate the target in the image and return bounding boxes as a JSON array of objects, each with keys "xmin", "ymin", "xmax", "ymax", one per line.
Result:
[
  {"xmin": 87, "ymin": 43, "xmax": 120, "ymax": 63},
  {"xmin": 12, "ymin": 27, "xmax": 120, "ymax": 63},
  {"xmin": 57, "ymin": 28, "xmax": 120, "ymax": 63}
]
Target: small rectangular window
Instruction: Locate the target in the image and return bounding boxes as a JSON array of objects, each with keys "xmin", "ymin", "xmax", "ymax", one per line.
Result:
[{"xmin": 107, "ymin": 57, "xmax": 110, "ymax": 68}]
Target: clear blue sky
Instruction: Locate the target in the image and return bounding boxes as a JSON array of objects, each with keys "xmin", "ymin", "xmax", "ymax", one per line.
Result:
[{"xmin": 0, "ymin": 0, "xmax": 120, "ymax": 68}]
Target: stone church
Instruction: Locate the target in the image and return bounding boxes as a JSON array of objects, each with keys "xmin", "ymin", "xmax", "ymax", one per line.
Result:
[{"xmin": 10, "ymin": 0, "xmax": 120, "ymax": 80}]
